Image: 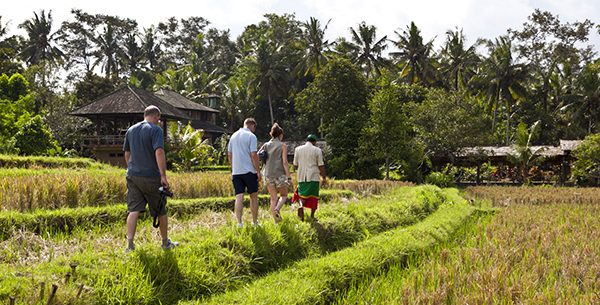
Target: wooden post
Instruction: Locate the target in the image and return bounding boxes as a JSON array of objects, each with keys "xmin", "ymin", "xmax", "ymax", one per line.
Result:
[
  {"xmin": 9, "ymin": 296, "xmax": 15, "ymax": 305},
  {"xmin": 46, "ymin": 284, "xmax": 58, "ymax": 305},
  {"xmin": 70, "ymin": 263, "xmax": 77, "ymax": 277},
  {"xmin": 39, "ymin": 281, "xmax": 45, "ymax": 301}
]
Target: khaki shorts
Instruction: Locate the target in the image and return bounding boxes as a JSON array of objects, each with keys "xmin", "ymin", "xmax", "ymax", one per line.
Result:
[
  {"xmin": 126, "ymin": 175, "xmax": 166, "ymax": 217},
  {"xmin": 263, "ymin": 174, "xmax": 288, "ymax": 188}
]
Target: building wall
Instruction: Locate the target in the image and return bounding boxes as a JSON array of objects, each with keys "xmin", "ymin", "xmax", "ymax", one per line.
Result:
[{"xmin": 94, "ymin": 147, "xmax": 126, "ymax": 168}]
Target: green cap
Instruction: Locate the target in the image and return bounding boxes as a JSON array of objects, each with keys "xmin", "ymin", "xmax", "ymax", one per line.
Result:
[{"xmin": 307, "ymin": 134, "xmax": 317, "ymax": 142}]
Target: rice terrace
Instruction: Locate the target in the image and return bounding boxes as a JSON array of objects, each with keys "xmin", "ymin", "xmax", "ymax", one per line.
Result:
[{"xmin": 0, "ymin": 155, "xmax": 599, "ymax": 304}]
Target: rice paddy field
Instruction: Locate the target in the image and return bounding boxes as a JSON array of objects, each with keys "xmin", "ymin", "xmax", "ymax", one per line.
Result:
[{"xmin": 1, "ymin": 155, "xmax": 600, "ymax": 304}]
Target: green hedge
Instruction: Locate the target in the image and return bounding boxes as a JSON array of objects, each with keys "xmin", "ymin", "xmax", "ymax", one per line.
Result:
[{"xmin": 0, "ymin": 154, "xmax": 107, "ymax": 169}]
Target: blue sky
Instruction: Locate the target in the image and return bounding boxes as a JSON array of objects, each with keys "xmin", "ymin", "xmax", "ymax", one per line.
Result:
[{"xmin": 3, "ymin": 0, "xmax": 600, "ymax": 55}]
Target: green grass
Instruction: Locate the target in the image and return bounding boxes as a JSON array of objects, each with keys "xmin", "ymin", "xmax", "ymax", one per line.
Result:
[
  {"xmin": 0, "ymin": 185, "xmax": 451, "ymax": 304},
  {"xmin": 198, "ymin": 188, "xmax": 481, "ymax": 304},
  {"xmin": 0, "ymin": 190, "xmax": 355, "ymax": 241},
  {"xmin": 0, "ymin": 154, "xmax": 111, "ymax": 170}
]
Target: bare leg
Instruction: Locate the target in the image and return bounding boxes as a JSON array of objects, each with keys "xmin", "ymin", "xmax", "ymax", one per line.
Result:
[
  {"xmin": 157, "ymin": 214, "xmax": 169, "ymax": 245},
  {"xmin": 310, "ymin": 208, "xmax": 317, "ymax": 220},
  {"xmin": 275, "ymin": 185, "xmax": 288, "ymax": 212},
  {"xmin": 126, "ymin": 211, "xmax": 140, "ymax": 249},
  {"xmin": 234, "ymin": 193, "xmax": 245, "ymax": 224},
  {"xmin": 267, "ymin": 185, "xmax": 279, "ymax": 221},
  {"xmin": 297, "ymin": 198, "xmax": 305, "ymax": 221},
  {"xmin": 249, "ymin": 192, "xmax": 259, "ymax": 223}
]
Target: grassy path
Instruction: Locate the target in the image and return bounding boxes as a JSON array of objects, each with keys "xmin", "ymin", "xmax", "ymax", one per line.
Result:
[{"xmin": 0, "ymin": 185, "xmax": 450, "ymax": 304}]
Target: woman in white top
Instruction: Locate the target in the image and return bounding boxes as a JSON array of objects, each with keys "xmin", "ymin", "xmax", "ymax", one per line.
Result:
[{"xmin": 260, "ymin": 123, "xmax": 292, "ymax": 223}]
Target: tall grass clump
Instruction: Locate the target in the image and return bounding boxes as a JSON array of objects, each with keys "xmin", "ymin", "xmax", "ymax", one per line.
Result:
[
  {"xmin": 464, "ymin": 185, "xmax": 600, "ymax": 206},
  {"xmin": 0, "ymin": 166, "xmax": 410, "ymax": 212},
  {"xmin": 336, "ymin": 195, "xmax": 600, "ymax": 303},
  {"xmin": 0, "ymin": 154, "xmax": 110, "ymax": 169},
  {"xmin": 325, "ymin": 179, "xmax": 412, "ymax": 196},
  {"xmin": 0, "ymin": 172, "xmax": 127, "ymax": 211}
]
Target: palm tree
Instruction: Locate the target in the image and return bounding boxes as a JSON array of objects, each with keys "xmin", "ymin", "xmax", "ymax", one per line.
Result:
[
  {"xmin": 507, "ymin": 121, "xmax": 546, "ymax": 183},
  {"xmin": 247, "ymin": 37, "xmax": 290, "ymax": 125},
  {"xmin": 183, "ymin": 33, "xmax": 225, "ymax": 103},
  {"xmin": 390, "ymin": 21, "xmax": 438, "ymax": 86},
  {"xmin": 338, "ymin": 21, "xmax": 391, "ymax": 78},
  {"xmin": 475, "ymin": 36, "xmax": 529, "ymax": 144},
  {"xmin": 440, "ymin": 28, "xmax": 479, "ymax": 90},
  {"xmin": 18, "ymin": 10, "xmax": 64, "ymax": 66},
  {"xmin": 220, "ymin": 77, "xmax": 254, "ymax": 129},
  {"xmin": 294, "ymin": 17, "xmax": 332, "ymax": 78},
  {"xmin": 120, "ymin": 33, "xmax": 144, "ymax": 76},
  {"xmin": 93, "ymin": 23, "xmax": 122, "ymax": 77},
  {"xmin": 560, "ymin": 63, "xmax": 600, "ymax": 135},
  {"xmin": 154, "ymin": 69, "xmax": 186, "ymax": 93},
  {"xmin": 141, "ymin": 26, "xmax": 162, "ymax": 73}
]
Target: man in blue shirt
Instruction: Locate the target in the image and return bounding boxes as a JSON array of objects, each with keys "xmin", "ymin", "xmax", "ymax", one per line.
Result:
[
  {"xmin": 228, "ymin": 118, "xmax": 262, "ymax": 228},
  {"xmin": 123, "ymin": 105, "xmax": 178, "ymax": 252}
]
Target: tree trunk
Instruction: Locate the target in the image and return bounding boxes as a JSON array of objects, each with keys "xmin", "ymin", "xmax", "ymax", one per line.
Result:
[
  {"xmin": 268, "ymin": 89, "xmax": 274, "ymax": 126},
  {"xmin": 385, "ymin": 154, "xmax": 389, "ymax": 180}
]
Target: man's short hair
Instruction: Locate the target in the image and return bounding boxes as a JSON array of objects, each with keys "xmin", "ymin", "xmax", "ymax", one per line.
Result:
[
  {"xmin": 144, "ymin": 105, "xmax": 161, "ymax": 117},
  {"xmin": 244, "ymin": 118, "xmax": 257, "ymax": 127}
]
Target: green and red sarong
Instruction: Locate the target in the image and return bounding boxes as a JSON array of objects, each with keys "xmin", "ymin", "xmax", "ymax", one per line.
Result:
[{"xmin": 292, "ymin": 181, "xmax": 320, "ymax": 210}]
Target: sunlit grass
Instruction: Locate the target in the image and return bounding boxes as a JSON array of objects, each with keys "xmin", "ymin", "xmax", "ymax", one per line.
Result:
[
  {"xmin": 335, "ymin": 193, "xmax": 600, "ymax": 304},
  {"xmin": 0, "ymin": 184, "xmax": 445, "ymax": 304}
]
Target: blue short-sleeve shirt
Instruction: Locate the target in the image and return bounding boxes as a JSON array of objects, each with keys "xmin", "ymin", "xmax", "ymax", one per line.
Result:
[{"xmin": 123, "ymin": 121, "xmax": 164, "ymax": 177}]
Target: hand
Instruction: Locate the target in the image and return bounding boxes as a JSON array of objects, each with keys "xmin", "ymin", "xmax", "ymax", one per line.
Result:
[
  {"xmin": 256, "ymin": 172, "xmax": 262, "ymax": 181},
  {"xmin": 161, "ymin": 177, "xmax": 170, "ymax": 189},
  {"xmin": 321, "ymin": 177, "xmax": 327, "ymax": 187}
]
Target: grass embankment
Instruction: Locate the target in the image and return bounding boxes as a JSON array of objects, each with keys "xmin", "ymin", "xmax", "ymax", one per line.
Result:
[
  {"xmin": 0, "ymin": 189, "xmax": 354, "ymax": 241},
  {"xmin": 200, "ymin": 188, "xmax": 482, "ymax": 304},
  {"xmin": 1, "ymin": 185, "xmax": 445, "ymax": 304},
  {"xmin": 336, "ymin": 185, "xmax": 600, "ymax": 304},
  {"xmin": 0, "ymin": 154, "xmax": 110, "ymax": 170},
  {"xmin": 463, "ymin": 184, "xmax": 600, "ymax": 205},
  {"xmin": 0, "ymin": 165, "xmax": 408, "ymax": 211}
]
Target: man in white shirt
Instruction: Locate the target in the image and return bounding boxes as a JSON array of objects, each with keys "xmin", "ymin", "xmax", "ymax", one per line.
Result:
[
  {"xmin": 292, "ymin": 134, "xmax": 327, "ymax": 221},
  {"xmin": 228, "ymin": 118, "xmax": 262, "ymax": 228}
]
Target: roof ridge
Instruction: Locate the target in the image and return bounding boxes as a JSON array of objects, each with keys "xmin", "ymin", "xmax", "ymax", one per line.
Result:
[{"xmin": 127, "ymin": 86, "xmax": 146, "ymax": 107}]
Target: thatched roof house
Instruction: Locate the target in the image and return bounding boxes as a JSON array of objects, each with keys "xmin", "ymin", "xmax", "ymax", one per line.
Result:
[
  {"xmin": 67, "ymin": 86, "xmax": 192, "ymax": 167},
  {"xmin": 69, "ymin": 86, "xmax": 191, "ymax": 122},
  {"xmin": 151, "ymin": 88, "xmax": 230, "ymax": 140}
]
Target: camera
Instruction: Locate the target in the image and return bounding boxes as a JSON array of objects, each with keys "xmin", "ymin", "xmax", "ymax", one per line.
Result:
[{"xmin": 158, "ymin": 185, "xmax": 173, "ymax": 197}]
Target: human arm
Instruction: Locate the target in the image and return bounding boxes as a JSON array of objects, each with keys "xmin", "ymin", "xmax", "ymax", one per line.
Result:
[
  {"xmin": 282, "ymin": 144, "xmax": 292, "ymax": 186},
  {"xmin": 251, "ymin": 151, "xmax": 262, "ymax": 181},
  {"xmin": 228, "ymin": 152, "xmax": 233, "ymax": 173},
  {"xmin": 319, "ymin": 165, "xmax": 327, "ymax": 186},
  {"xmin": 155, "ymin": 147, "xmax": 169, "ymax": 189},
  {"xmin": 124, "ymin": 151, "xmax": 130, "ymax": 165}
]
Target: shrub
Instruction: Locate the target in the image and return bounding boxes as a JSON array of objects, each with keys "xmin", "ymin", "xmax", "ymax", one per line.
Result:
[{"xmin": 425, "ymin": 171, "xmax": 455, "ymax": 187}]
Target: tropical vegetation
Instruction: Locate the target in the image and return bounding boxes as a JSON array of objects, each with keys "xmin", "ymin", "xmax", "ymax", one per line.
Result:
[{"xmin": 1, "ymin": 9, "xmax": 600, "ymax": 180}]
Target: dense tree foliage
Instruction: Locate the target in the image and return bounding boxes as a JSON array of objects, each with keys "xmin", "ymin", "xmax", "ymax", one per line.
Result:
[
  {"xmin": 2, "ymin": 9, "xmax": 600, "ymax": 181},
  {"xmin": 571, "ymin": 132, "xmax": 600, "ymax": 185}
]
